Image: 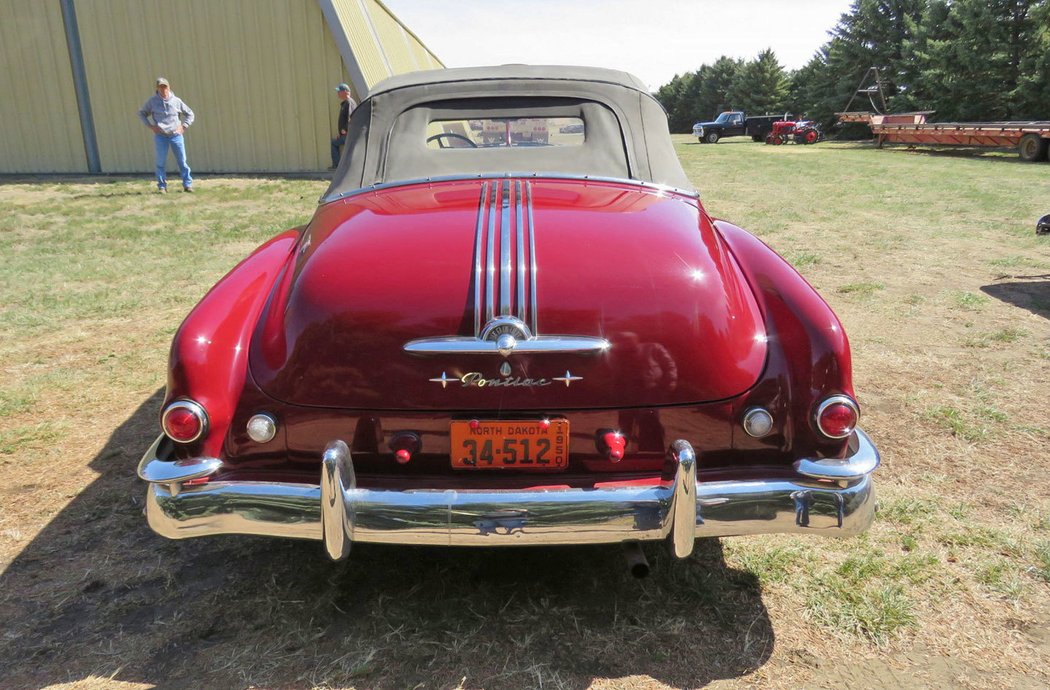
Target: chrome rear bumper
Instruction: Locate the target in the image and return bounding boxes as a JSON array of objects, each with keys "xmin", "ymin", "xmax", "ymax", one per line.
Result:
[{"xmin": 140, "ymin": 430, "xmax": 878, "ymax": 560}]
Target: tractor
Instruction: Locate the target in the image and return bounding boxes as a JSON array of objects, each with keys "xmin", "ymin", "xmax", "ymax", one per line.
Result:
[{"xmin": 765, "ymin": 119, "xmax": 823, "ymax": 145}]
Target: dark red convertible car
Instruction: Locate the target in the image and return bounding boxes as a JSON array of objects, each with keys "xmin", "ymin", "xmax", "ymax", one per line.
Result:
[{"xmin": 139, "ymin": 66, "xmax": 878, "ymax": 568}]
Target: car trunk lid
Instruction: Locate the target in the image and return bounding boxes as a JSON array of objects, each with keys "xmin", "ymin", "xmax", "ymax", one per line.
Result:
[{"xmin": 249, "ymin": 178, "xmax": 766, "ymax": 410}]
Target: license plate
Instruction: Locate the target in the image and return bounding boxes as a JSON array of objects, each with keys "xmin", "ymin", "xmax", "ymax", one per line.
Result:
[{"xmin": 450, "ymin": 420, "xmax": 569, "ymax": 470}]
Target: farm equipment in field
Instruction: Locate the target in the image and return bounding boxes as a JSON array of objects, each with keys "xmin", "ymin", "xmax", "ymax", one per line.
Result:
[
  {"xmin": 837, "ymin": 67, "xmax": 1050, "ymax": 162},
  {"xmin": 765, "ymin": 119, "xmax": 824, "ymax": 145}
]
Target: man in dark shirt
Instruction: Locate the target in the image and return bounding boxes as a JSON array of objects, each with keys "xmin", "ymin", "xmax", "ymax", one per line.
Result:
[{"xmin": 330, "ymin": 83, "xmax": 356, "ymax": 169}]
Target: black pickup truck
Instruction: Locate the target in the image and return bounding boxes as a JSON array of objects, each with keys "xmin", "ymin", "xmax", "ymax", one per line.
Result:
[{"xmin": 692, "ymin": 111, "xmax": 793, "ymax": 143}]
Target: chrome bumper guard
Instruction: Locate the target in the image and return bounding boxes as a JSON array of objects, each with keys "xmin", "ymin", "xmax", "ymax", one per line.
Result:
[{"xmin": 140, "ymin": 430, "xmax": 878, "ymax": 560}]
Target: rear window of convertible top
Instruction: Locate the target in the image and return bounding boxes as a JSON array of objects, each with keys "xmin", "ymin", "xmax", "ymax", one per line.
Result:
[{"xmin": 426, "ymin": 116, "xmax": 585, "ymax": 149}]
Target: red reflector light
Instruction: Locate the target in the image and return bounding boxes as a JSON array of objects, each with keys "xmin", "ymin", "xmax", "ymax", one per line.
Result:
[
  {"xmin": 162, "ymin": 400, "xmax": 208, "ymax": 443},
  {"xmin": 816, "ymin": 396, "xmax": 859, "ymax": 439}
]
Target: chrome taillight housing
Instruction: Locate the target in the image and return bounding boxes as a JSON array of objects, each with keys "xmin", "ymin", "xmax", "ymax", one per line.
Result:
[
  {"xmin": 814, "ymin": 395, "xmax": 859, "ymax": 439},
  {"xmin": 161, "ymin": 400, "xmax": 208, "ymax": 443}
]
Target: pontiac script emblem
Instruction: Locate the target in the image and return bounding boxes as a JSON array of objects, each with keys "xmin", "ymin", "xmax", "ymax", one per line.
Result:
[{"xmin": 429, "ymin": 367, "xmax": 583, "ymax": 389}]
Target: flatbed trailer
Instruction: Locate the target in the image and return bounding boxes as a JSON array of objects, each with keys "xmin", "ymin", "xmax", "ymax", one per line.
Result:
[{"xmin": 837, "ymin": 111, "xmax": 1050, "ymax": 161}]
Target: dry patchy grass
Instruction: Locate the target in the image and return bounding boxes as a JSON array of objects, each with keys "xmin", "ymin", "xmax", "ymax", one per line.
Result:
[{"xmin": 1, "ymin": 142, "xmax": 1048, "ymax": 689}]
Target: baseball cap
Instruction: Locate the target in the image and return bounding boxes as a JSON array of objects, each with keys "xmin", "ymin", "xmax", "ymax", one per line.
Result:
[
  {"xmin": 335, "ymin": 83, "xmax": 351, "ymax": 93},
  {"xmin": 156, "ymin": 77, "xmax": 170, "ymax": 87}
]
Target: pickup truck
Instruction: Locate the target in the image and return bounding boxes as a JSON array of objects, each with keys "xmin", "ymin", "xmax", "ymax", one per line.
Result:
[{"xmin": 692, "ymin": 111, "xmax": 793, "ymax": 144}]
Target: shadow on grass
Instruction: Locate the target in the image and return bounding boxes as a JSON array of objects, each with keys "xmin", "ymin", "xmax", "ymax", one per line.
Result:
[
  {"xmin": 981, "ymin": 279, "xmax": 1050, "ymax": 319},
  {"xmin": 0, "ymin": 393, "xmax": 773, "ymax": 689}
]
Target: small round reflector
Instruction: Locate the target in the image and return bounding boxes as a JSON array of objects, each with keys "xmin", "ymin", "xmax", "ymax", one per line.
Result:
[
  {"xmin": 161, "ymin": 400, "xmax": 207, "ymax": 443},
  {"xmin": 815, "ymin": 396, "xmax": 859, "ymax": 439},
  {"xmin": 742, "ymin": 407, "xmax": 774, "ymax": 438},
  {"xmin": 246, "ymin": 413, "xmax": 277, "ymax": 443}
]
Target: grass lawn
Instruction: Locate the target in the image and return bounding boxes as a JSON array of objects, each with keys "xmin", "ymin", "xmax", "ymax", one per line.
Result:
[{"xmin": 0, "ymin": 138, "xmax": 1048, "ymax": 689}]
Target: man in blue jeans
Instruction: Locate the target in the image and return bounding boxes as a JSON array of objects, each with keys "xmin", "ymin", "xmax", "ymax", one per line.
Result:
[{"xmin": 138, "ymin": 78, "xmax": 195, "ymax": 193}]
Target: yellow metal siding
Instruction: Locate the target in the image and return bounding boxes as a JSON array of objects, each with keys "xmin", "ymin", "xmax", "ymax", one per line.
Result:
[
  {"xmin": 370, "ymin": 0, "xmax": 419, "ymax": 75},
  {"xmin": 74, "ymin": 0, "xmax": 349, "ymax": 173},
  {"xmin": 373, "ymin": 0, "xmax": 442, "ymax": 71},
  {"xmin": 0, "ymin": 0, "xmax": 87, "ymax": 173},
  {"xmin": 329, "ymin": 0, "xmax": 392, "ymax": 88}
]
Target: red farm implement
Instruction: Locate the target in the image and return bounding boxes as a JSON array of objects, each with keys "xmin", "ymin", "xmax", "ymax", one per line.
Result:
[{"xmin": 765, "ymin": 119, "xmax": 823, "ymax": 145}]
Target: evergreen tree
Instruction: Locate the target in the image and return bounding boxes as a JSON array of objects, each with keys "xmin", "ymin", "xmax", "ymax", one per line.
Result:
[
  {"xmin": 695, "ymin": 57, "xmax": 744, "ymax": 120},
  {"xmin": 907, "ymin": 0, "xmax": 1043, "ymax": 120},
  {"xmin": 654, "ymin": 73, "xmax": 695, "ymax": 132},
  {"xmin": 788, "ymin": 45, "xmax": 841, "ymax": 126},
  {"xmin": 727, "ymin": 49, "xmax": 790, "ymax": 114},
  {"xmin": 1017, "ymin": 0, "xmax": 1050, "ymax": 117},
  {"xmin": 654, "ymin": 0, "xmax": 1050, "ymax": 135},
  {"xmin": 826, "ymin": 0, "xmax": 926, "ymax": 112}
]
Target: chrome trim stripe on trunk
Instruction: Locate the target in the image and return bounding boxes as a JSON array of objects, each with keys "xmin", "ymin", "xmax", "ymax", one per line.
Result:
[
  {"xmin": 486, "ymin": 180, "xmax": 498, "ymax": 323},
  {"xmin": 403, "ymin": 176, "xmax": 610, "ymax": 356},
  {"xmin": 516, "ymin": 180, "xmax": 526, "ymax": 323},
  {"xmin": 526, "ymin": 180, "xmax": 538, "ymax": 335},
  {"xmin": 473, "ymin": 182, "xmax": 490, "ymax": 337},
  {"xmin": 499, "ymin": 179, "xmax": 513, "ymax": 316}
]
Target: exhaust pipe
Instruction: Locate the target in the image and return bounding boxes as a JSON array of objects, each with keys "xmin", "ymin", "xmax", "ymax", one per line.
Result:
[{"xmin": 623, "ymin": 542, "xmax": 650, "ymax": 579}]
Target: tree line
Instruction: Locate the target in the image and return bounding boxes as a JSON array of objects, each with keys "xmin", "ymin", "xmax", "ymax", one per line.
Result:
[{"xmin": 655, "ymin": 0, "xmax": 1050, "ymax": 134}]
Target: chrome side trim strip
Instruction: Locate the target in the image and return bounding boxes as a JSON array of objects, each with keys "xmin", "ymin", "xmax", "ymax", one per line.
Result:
[
  {"xmin": 320, "ymin": 172, "xmax": 699, "ymax": 205},
  {"xmin": 499, "ymin": 179, "xmax": 512, "ymax": 316},
  {"xmin": 526, "ymin": 180, "xmax": 538, "ymax": 334},
  {"xmin": 403, "ymin": 335, "xmax": 610, "ymax": 355},
  {"xmin": 473, "ymin": 182, "xmax": 489, "ymax": 337},
  {"xmin": 794, "ymin": 428, "xmax": 880, "ymax": 481},
  {"xmin": 142, "ymin": 432, "xmax": 878, "ymax": 552}
]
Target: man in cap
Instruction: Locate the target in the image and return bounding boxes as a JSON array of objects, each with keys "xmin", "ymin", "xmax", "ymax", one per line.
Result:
[
  {"xmin": 330, "ymin": 83, "xmax": 356, "ymax": 169},
  {"xmin": 138, "ymin": 77, "xmax": 196, "ymax": 193}
]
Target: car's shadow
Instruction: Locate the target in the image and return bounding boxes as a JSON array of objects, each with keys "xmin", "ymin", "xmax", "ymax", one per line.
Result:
[
  {"xmin": 0, "ymin": 393, "xmax": 773, "ymax": 689},
  {"xmin": 981, "ymin": 278, "xmax": 1050, "ymax": 319}
]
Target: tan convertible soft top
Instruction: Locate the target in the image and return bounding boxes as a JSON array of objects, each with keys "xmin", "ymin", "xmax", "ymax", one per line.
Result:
[{"xmin": 323, "ymin": 65, "xmax": 693, "ymax": 200}]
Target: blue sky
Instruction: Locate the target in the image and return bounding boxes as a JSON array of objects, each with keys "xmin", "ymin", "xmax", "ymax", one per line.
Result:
[{"xmin": 383, "ymin": 0, "xmax": 855, "ymax": 91}]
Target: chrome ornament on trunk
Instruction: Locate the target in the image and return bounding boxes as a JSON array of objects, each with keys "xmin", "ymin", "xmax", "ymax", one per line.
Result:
[{"xmin": 403, "ymin": 180, "xmax": 609, "ymax": 357}]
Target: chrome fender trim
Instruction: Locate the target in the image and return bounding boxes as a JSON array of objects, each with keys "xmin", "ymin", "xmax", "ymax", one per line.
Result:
[
  {"xmin": 793, "ymin": 428, "xmax": 880, "ymax": 481},
  {"xmin": 137, "ymin": 435, "xmax": 222, "ymax": 491}
]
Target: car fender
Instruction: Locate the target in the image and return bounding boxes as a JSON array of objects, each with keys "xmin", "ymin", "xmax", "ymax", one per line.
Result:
[
  {"xmin": 713, "ymin": 219, "xmax": 853, "ymax": 452},
  {"xmin": 165, "ymin": 229, "xmax": 301, "ymax": 457}
]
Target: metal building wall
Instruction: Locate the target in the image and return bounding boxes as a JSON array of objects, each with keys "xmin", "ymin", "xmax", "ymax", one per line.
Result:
[
  {"xmin": 0, "ymin": 1, "xmax": 87, "ymax": 173},
  {"xmin": 74, "ymin": 0, "xmax": 349, "ymax": 173},
  {"xmin": 322, "ymin": 0, "xmax": 443, "ymax": 97},
  {"xmin": 0, "ymin": 0, "xmax": 441, "ymax": 174}
]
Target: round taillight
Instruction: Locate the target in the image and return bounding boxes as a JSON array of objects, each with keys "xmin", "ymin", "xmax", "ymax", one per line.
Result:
[
  {"xmin": 246, "ymin": 413, "xmax": 277, "ymax": 443},
  {"xmin": 742, "ymin": 407, "xmax": 774, "ymax": 438},
  {"xmin": 815, "ymin": 396, "xmax": 859, "ymax": 439},
  {"xmin": 161, "ymin": 400, "xmax": 208, "ymax": 443}
]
